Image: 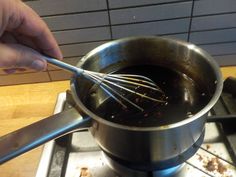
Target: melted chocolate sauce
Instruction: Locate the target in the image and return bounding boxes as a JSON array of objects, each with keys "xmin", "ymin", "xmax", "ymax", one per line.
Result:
[{"xmin": 89, "ymin": 65, "xmax": 211, "ymax": 127}]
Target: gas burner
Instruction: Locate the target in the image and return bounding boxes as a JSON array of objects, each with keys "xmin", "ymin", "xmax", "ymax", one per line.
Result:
[
  {"xmin": 104, "ymin": 152, "xmax": 185, "ymax": 177},
  {"xmin": 64, "ymin": 130, "xmax": 188, "ymax": 177}
]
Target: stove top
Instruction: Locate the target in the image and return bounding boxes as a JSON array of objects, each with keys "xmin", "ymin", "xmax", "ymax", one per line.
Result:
[{"xmin": 35, "ymin": 84, "xmax": 236, "ymax": 177}]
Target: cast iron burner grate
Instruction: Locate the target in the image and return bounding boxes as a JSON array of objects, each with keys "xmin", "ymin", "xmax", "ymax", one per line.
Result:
[{"xmin": 36, "ymin": 79, "xmax": 236, "ymax": 177}]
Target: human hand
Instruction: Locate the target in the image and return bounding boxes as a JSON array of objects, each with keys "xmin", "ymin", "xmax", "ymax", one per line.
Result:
[{"xmin": 0, "ymin": 0, "xmax": 62, "ymax": 73}]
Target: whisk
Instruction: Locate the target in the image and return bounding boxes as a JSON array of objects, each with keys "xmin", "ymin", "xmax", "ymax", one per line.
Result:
[{"xmin": 43, "ymin": 56, "xmax": 167, "ymax": 111}]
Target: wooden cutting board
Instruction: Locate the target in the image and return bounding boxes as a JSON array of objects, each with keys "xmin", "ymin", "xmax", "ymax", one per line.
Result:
[{"xmin": 0, "ymin": 67, "xmax": 235, "ymax": 177}]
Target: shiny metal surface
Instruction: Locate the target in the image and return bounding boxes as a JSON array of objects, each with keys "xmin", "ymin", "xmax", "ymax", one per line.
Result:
[
  {"xmin": 35, "ymin": 93, "xmax": 66, "ymax": 177},
  {"xmin": 43, "ymin": 56, "xmax": 84, "ymax": 74},
  {"xmin": 64, "ymin": 123, "xmax": 236, "ymax": 177},
  {"xmin": 0, "ymin": 36, "xmax": 223, "ymax": 167},
  {"xmin": 43, "ymin": 55, "xmax": 167, "ymax": 111},
  {"xmin": 36, "ymin": 95, "xmax": 236, "ymax": 177},
  {"xmin": 71, "ymin": 36, "xmax": 223, "ymax": 169},
  {"xmin": 0, "ymin": 107, "xmax": 91, "ymax": 164}
]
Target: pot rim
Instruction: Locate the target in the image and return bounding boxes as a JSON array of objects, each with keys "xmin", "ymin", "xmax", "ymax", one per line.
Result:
[{"xmin": 71, "ymin": 36, "xmax": 223, "ymax": 131}]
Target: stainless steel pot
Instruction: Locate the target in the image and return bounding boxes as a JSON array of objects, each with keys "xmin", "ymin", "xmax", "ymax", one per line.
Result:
[{"xmin": 0, "ymin": 36, "xmax": 223, "ymax": 170}]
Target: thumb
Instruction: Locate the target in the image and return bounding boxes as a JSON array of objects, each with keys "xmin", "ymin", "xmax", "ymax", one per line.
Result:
[{"xmin": 0, "ymin": 43, "xmax": 47, "ymax": 71}]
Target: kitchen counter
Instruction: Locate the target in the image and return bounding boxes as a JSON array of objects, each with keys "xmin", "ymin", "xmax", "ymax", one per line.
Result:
[
  {"xmin": 0, "ymin": 66, "xmax": 235, "ymax": 177},
  {"xmin": 0, "ymin": 80, "xmax": 70, "ymax": 177}
]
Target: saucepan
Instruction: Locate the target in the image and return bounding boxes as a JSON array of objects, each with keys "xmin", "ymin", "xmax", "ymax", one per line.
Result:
[{"xmin": 0, "ymin": 36, "xmax": 223, "ymax": 170}]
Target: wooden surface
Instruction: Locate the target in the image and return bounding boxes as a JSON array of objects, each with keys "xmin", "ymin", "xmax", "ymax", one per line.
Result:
[
  {"xmin": 0, "ymin": 80, "xmax": 70, "ymax": 177},
  {"xmin": 0, "ymin": 66, "xmax": 235, "ymax": 177},
  {"xmin": 221, "ymin": 66, "xmax": 236, "ymax": 79}
]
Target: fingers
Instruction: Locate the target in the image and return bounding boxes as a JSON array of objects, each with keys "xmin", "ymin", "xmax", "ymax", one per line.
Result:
[
  {"xmin": 2, "ymin": 31, "xmax": 39, "ymax": 51},
  {"xmin": 6, "ymin": 0, "xmax": 63, "ymax": 60},
  {"xmin": 0, "ymin": 32, "xmax": 46, "ymax": 72},
  {"xmin": 0, "ymin": 32, "xmax": 18, "ymax": 44},
  {"xmin": 0, "ymin": 43, "xmax": 47, "ymax": 71}
]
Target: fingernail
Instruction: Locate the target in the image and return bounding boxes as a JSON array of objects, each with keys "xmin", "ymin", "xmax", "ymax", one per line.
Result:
[
  {"xmin": 57, "ymin": 51, "xmax": 63, "ymax": 60},
  {"xmin": 30, "ymin": 60, "xmax": 46, "ymax": 71}
]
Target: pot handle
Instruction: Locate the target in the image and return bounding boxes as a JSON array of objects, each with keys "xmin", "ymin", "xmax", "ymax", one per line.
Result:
[{"xmin": 0, "ymin": 107, "xmax": 91, "ymax": 164}]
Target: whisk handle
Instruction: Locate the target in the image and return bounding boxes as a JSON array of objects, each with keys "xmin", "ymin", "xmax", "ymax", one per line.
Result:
[{"xmin": 43, "ymin": 56, "xmax": 84, "ymax": 74}]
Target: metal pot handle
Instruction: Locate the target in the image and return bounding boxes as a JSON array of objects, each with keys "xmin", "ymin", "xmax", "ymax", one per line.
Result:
[{"xmin": 0, "ymin": 107, "xmax": 91, "ymax": 164}]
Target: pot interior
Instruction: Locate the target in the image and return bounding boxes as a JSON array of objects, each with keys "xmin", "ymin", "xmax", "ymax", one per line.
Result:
[{"xmin": 73, "ymin": 37, "xmax": 220, "ymax": 127}]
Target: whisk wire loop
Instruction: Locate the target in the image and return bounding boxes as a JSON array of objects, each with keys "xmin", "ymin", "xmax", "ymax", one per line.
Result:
[
  {"xmin": 84, "ymin": 70, "xmax": 167, "ymax": 111},
  {"xmin": 43, "ymin": 56, "xmax": 167, "ymax": 111},
  {"xmin": 86, "ymin": 71, "xmax": 144, "ymax": 111}
]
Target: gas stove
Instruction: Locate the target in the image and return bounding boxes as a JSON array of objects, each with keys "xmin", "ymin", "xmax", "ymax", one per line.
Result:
[{"xmin": 35, "ymin": 81, "xmax": 236, "ymax": 177}]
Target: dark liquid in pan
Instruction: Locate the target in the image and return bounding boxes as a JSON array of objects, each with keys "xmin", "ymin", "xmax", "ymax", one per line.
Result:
[{"xmin": 89, "ymin": 65, "xmax": 211, "ymax": 127}]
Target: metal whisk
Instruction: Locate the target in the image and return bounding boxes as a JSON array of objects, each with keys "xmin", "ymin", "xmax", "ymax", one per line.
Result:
[{"xmin": 43, "ymin": 56, "xmax": 167, "ymax": 111}]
